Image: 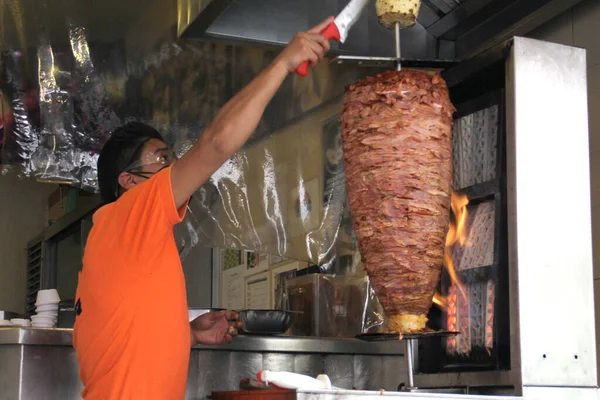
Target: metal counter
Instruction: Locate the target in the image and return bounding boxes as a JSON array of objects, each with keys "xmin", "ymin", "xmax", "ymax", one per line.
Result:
[
  {"xmin": 0, "ymin": 326, "xmax": 74, "ymax": 345},
  {"xmin": 194, "ymin": 335, "xmax": 405, "ymax": 355},
  {"xmin": 0, "ymin": 327, "xmax": 407, "ymax": 400},
  {"xmin": 0, "ymin": 327, "xmax": 404, "ymax": 355},
  {"xmin": 295, "ymin": 389, "xmax": 519, "ymax": 400}
]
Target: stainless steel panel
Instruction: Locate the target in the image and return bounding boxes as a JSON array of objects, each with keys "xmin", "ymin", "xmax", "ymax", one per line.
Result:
[
  {"xmin": 186, "ymin": 350, "xmax": 406, "ymax": 397},
  {"xmin": 296, "ymin": 389, "xmax": 522, "ymax": 399},
  {"xmin": 0, "ymin": 328, "xmax": 404, "ymax": 355},
  {"xmin": 381, "ymin": 356, "xmax": 406, "ymax": 391},
  {"xmin": 353, "ymin": 355, "xmax": 383, "ymax": 391},
  {"xmin": 325, "ymin": 355, "xmax": 355, "ymax": 389},
  {"xmin": 522, "ymin": 386, "xmax": 600, "ymax": 400},
  {"xmin": 0, "ymin": 346, "xmax": 22, "ymax": 400},
  {"xmin": 193, "ymin": 350, "xmax": 264, "ymax": 396},
  {"xmin": 0, "ymin": 327, "xmax": 74, "ymax": 345},
  {"xmin": 414, "ymin": 370, "xmax": 515, "ymax": 389},
  {"xmin": 195, "ymin": 351, "xmax": 230, "ymax": 393},
  {"xmin": 186, "ymin": 351, "xmax": 206, "ymax": 400},
  {"xmin": 0, "ymin": 344, "xmax": 81, "ymax": 400},
  {"xmin": 205, "ymin": 0, "xmax": 309, "ymax": 47},
  {"xmin": 194, "ymin": 335, "xmax": 405, "ymax": 355},
  {"xmin": 295, "ymin": 354, "xmax": 326, "ymax": 376},
  {"xmin": 506, "ymin": 37, "xmax": 596, "ymax": 387},
  {"xmin": 263, "ymin": 353, "xmax": 295, "ymax": 372},
  {"xmin": 178, "ymin": 0, "xmax": 441, "ymax": 59},
  {"xmin": 21, "ymin": 346, "xmax": 82, "ymax": 400},
  {"xmin": 0, "ymin": 339, "xmax": 408, "ymax": 399},
  {"xmin": 230, "ymin": 351, "xmax": 263, "ymax": 388}
]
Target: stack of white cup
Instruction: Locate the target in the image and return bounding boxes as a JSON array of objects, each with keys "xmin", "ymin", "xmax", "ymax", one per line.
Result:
[{"xmin": 32, "ymin": 289, "xmax": 60, "ymax": 328}]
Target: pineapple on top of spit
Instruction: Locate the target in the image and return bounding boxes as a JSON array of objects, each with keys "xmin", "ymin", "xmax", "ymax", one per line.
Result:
[{"xmin": 376, "ymin": 0, "xmax": 421, "ymax": 29}]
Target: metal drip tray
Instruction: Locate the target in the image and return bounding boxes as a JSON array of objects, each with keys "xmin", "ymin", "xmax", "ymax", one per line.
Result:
[{"xmin": 356, "ymin": 330, "xmax": 459, "ymax": 342}]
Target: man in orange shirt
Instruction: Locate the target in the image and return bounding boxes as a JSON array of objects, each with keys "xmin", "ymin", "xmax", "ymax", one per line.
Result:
[{"xmin": 73, "ymin": 18, "xmax": 333, "ymax": 399}]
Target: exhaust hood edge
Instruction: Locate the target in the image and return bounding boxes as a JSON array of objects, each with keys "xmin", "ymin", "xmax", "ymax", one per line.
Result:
[{"xmin": 177, "ymin": 0, "xmax": 234, "ymax": 39}]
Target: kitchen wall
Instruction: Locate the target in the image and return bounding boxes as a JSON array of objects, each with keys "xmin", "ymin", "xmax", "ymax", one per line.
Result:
[
  {"xmin": 0, "ymin": 172, "xmax": 56, "ymax": 313},
  {"xmin": 528, "ymin": 0, "xmax": 600, "ymax": 381}
]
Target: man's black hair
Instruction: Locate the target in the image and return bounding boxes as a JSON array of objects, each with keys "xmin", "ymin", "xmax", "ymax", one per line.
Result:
[{"xmin": 97, "ymin": 122, "xmax": 164, "ymax": 204}]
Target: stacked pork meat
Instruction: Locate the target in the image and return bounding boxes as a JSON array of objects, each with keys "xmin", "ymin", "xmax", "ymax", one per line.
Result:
[{"xmin": 340, "ymin": 70, "xmax": 455, "ymax": 333}]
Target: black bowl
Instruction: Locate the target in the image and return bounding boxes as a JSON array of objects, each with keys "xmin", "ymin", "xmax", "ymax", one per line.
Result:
[{"xmin": 239, "ymin": 309, "xmax": 294, "ymax": 335}]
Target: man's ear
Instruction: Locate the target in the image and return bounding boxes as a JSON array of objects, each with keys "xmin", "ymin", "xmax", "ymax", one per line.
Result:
[{"xmin": 117, "ymin": 172, "xmax": 137, "ymax": 192}]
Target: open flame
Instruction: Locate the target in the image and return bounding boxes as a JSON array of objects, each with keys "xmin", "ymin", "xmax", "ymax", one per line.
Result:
[
  {"xmin": 432, "ymin": 293, "xmax": 447, "ymax": 308},
  {"xmin": 432, "ymin": 192, "xmax": 470, "ymax": 310},
  {"xmin": 444, "ymin": 192, "xmax": 469, "ymax": 298},
  {"xmin": 433, "ymin": 193, "xmax": 498, "ymax": 357}
]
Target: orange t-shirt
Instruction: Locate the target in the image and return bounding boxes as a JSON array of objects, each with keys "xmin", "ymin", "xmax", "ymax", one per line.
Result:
[{"xmin": 73, "ymin": 166, "xmax": 190, "ymax": 399}]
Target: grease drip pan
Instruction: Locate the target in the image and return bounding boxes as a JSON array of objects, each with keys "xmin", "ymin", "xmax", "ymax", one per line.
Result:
[{"xmin": 356, "ymin": 330, "xmax": 459, "ymax": 342}]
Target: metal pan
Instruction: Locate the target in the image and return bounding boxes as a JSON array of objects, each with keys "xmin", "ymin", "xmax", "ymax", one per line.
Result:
[{"xmin": 238, "ymin": 309, "xmax": 297, "ymax": 335}]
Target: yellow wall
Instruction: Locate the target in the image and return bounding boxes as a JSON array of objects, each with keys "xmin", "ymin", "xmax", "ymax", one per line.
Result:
[{"xmin": 0, "ymin": 173, "xmax": 56, "ymax": 313}]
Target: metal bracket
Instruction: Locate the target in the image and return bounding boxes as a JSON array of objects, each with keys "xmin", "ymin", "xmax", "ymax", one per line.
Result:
[{"xmin": 330, "ymin": 55, "xmax": 457, "ymax": 71}]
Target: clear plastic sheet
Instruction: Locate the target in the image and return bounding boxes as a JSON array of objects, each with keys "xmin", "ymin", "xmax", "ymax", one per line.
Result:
[{"xmin": 0, "ymin": 0, "xmax": 389, "ymax": 333}]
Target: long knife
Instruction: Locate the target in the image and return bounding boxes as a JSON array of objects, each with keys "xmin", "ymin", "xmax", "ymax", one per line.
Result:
[{"xmin": 296, "ymin": 0, "xmax": 371, "ymax": 77}]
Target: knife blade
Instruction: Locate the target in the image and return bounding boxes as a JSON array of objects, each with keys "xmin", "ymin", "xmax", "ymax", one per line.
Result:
[{"xmin": 296, "ymin": 0, "xmax": 370, "ymax": 76}]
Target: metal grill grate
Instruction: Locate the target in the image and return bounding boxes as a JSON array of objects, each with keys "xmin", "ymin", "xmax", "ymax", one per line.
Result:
[
  {"xmin": 26, "ymin": 240, "xmax": 43, "ymax": 314},
  {"xmin": 452, "ymin": 105, "xmax": 499, "ymax": 190},
  {"xmin": 452, "ymin": 201, "xmax": 496, "ymax": 270}
]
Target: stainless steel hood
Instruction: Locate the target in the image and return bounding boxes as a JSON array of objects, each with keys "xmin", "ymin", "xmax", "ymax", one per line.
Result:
[{"xmin": 177, "ymin": 0, "xmax": 585, "ymax": 61}]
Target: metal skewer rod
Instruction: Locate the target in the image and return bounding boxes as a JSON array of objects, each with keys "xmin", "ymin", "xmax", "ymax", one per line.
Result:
[
  {"xmin": 405, "ymin": 338, "xmax": 415, "ymax": 390},
  {"xmin": 395, "ymin": 22, "xmax": 401, "ymax": 71}
]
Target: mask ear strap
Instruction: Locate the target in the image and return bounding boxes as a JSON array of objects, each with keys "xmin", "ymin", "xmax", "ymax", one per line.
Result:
[{"xmin": 129, "ymin": 171, "xmax": 155, "ymax": 179}]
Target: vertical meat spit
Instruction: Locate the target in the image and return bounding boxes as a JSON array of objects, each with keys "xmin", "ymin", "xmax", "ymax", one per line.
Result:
[
  {"xmin": 395, "ymin": 22, "xmax": 401, "ymax": 71},
  {"xmin": 356, "ymin": 331, "xmax": 459, "ymax": 391}
]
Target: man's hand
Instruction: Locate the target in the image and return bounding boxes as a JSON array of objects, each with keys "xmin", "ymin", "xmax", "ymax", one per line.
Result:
[
  {"xmin": 190, "ymin": 310, "xmax": 243, "ymax": 346},
  {"xmin": 275, "ymin": 16, "xmax": 334, "ymax": 73}
]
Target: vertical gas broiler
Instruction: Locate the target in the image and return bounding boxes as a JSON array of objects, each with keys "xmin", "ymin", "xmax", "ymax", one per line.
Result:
[{"xmin": 404, "ymin": 36, "xmax": 597, "ymax": 399}]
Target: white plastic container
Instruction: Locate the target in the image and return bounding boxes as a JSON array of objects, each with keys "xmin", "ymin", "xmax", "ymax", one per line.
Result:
[{"xmin": 256, "ymin": 371, "xmax": 331, "ymax": 390}]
